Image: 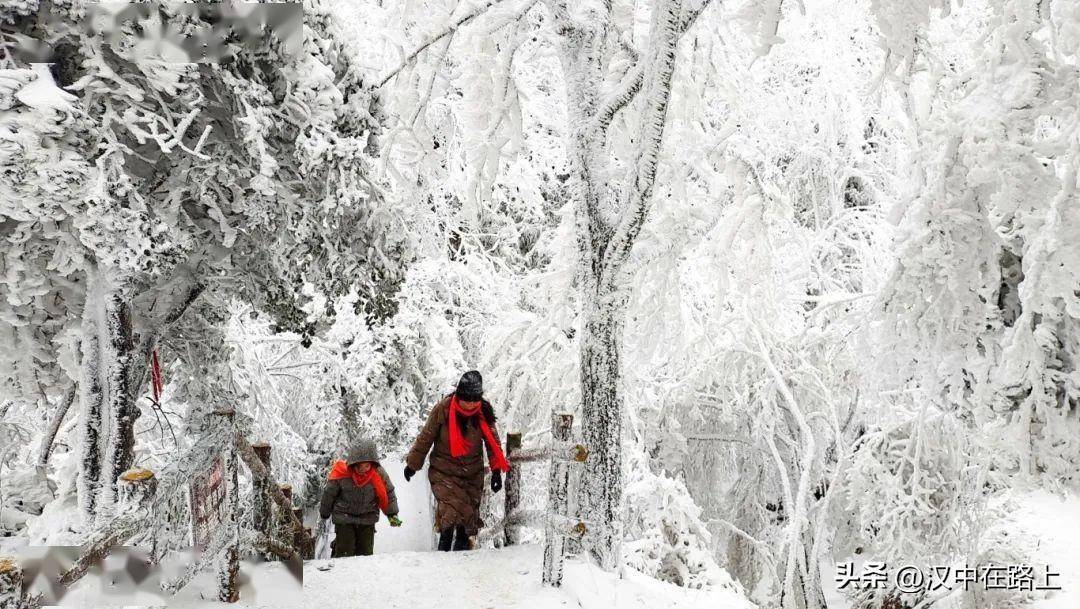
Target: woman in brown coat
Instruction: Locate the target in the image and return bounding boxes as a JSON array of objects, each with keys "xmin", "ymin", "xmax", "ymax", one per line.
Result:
[{"xmin": 403, "ymin": 370, "xmax": 510, "ymax": 551}]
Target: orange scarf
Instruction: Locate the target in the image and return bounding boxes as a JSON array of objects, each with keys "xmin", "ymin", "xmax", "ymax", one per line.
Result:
[
  {"xmin": 448, "ymin": 395, "xmax": 510, "ymax": 472},
  {"xmin": 328, "ymin": 460, "xmax": 389, "ymax": 513}
]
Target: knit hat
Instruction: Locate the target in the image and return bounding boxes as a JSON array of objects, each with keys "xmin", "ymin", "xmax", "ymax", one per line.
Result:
[{"xmin": 455, "ymin": 370, "xmax": 484, "ymax": 401}]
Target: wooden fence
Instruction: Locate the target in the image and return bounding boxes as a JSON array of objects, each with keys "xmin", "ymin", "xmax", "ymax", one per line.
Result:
[
  {"xmin": 483, "ymin": 413, "xmax": 590, "ymax": 587},
  {"xmin": 0, "ymin": 411, "xmax": 590, "ymax": 608},
  {"xmin": 0, "ymin": 409, "xmax": 311, "ymax": 608}
]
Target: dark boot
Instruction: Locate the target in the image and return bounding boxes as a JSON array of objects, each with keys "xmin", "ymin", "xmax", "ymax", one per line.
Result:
[
  {"xmin": 451, "ymin": 525, "xmax": 469, "ymax": 551},
  {"xmin": 438, "ymin": 527, "xmax": 454, "ymax": 552}
]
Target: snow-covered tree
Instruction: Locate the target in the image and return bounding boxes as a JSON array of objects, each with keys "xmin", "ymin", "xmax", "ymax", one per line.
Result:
[{"xmin": 1, "ymin": 0, "xmax": 409, "ymax": 523}]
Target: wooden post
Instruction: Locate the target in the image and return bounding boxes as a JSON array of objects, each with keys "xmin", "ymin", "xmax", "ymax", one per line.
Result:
[
  {"xmin": 233, "ymin": 436, "xmax": 307, "ymax": 555},
  {"xmin": 543, "ymin": 414, "xmax": 573, "ymax": 587},
  {"xmin": 504, "ymin": 433, "xmax": 522, "ymax": 547},
  {"xmin": 291, "ymin": 507, "xmax": 304, "ymax": 554},
  {"xmin": 119, "ymin": 467, "xmax": 158, "ymax": 554},
  {"xmin": 300, "ymin": 526, "xmax": 315, "ymax": 560},
  {"xmin": 276, "ymin": 484, "xmax": 295, "ymax": 554},
  {"xmin": 251, "ymin": 443, "xmax": 273, "ymax": 560},
  {"xmin": 213, "ymin": 410, "xmax": 240, "ymax": 603},
  {"xmin": 0, "ymin": 557, "xmax": 22, "ymax": 609},
  {"xmin": 118, "ymin": 468, "xmax": 157, "ymax": 513}
]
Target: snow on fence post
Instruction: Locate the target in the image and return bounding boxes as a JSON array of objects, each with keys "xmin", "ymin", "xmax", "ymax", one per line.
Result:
[
  {"xmin": 543, "ymin": 414, "xmax": 573, "ymax": 587},
  {"xmin": 0, "ymin": 557, "xmax": 22, "ymax": 609},
  {"xmin": 213, "ymin": 410, "xmax": 240, "ymax": 604},
  {"xmin": 504, "ymin": 432, "xmax": 523, "ymax": 547},
  {"xmin": 251, "ymin": 443, "xmax": 273, "ymax": 559}
]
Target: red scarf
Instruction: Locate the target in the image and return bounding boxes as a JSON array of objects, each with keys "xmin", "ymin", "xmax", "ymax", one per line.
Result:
[
  {"xmin": 448, "ymin": 395, "xmax": 510, "ymax": 473},
  {"xmin": 328, "ymin": 460, "xmax": 389, "ymax": 513}
]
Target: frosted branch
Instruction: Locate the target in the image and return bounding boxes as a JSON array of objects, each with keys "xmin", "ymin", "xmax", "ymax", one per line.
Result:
[
  {"xmin": 377, "ymin": 0, "xmax": 512, "ymax": 88},
  {"xmin": 593, "ymin": 0, "xmax": 716, "ymax": 134}
]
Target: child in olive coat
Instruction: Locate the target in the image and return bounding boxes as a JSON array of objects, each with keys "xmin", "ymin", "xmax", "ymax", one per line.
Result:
[{"xmin": 320, "ymin": 438, "xmax": 401, "ymax": 557}]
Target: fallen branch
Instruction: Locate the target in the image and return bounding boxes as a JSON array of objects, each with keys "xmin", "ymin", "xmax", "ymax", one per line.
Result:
[
  {"xmin": 57, "ymin": 513, "xmax": 147, "ymax": 587},
  {"xmin": 160, "ymin": 526, "xmax": 232, "ymax": 596}
]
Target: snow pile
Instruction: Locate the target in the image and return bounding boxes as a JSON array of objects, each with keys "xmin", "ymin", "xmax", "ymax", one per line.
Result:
[{"xmin": 622, "ymin": 466, "xmax": 741, "ymax": 592}]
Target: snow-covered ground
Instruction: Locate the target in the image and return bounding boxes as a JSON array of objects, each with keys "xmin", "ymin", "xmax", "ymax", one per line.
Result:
[
  {"xmin": 1012, "ymin": 489, "xmax": 1080, "ymax": 609},
  {"xmin": 9, "ymin": 487, "xmax": 1077, "ymax": 608},
  {"xmin": 300, "ymin": 544, "xmax": 756, "ymax": 609},
  {"xmin": 42, "ymin": 544, "xmax": 755, "ymax": 609}
]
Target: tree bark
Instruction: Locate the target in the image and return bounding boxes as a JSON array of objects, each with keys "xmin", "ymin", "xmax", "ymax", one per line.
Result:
[
  {"xmin": 577, "ymin": 294, "xmax": 624, "ymax": 570},
  {"xmin": 77, "ymin": 274, "xmax": 105, "ymax": 521},
  {"xmin": 99, "ymin": 292, "xmax": 137, "ymax": 517}
]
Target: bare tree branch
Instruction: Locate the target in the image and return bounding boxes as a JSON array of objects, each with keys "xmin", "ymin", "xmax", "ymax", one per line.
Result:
[
  {"xmin": 593, "ymin": 0, "xmax": 717, "ymax": 133},
  {"xmin": 377, "ymin": 0, "xmax": 512, "ymax": 88},
  {"xmin": 598, "ymin": 0, "xmax": 687, "ymax": 287},
  {"xmin": 37, "ymin": 383, "xmax": 77, "ymax": 466}
]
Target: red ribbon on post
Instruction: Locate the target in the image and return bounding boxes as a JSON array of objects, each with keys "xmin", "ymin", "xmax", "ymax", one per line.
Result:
[{"xmin": 150, "ymin": 349, "xmax": 164, "ymax": 403}]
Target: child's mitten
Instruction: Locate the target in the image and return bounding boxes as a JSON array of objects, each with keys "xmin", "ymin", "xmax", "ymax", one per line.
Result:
[{"xmin": 388, "ymin": 514, "xmax": 403, "ymax": 527}]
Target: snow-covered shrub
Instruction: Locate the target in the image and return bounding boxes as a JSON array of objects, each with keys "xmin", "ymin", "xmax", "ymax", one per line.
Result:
[
  {"xmin": 622, "ymin": 461, "xmax": 742, "ymax": 592},
  {"xmin": 831, "ymin": 409, "xmax": 989, "ymax": 609},
  {"xmin": 836, "ymin": 410, "xmax": 986, "ymax": 565}
]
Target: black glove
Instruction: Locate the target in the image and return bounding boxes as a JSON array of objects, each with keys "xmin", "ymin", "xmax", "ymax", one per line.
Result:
[
  {"xmin": 404, "ymin": 466, "xmax": 416, "ymax": 482},
  {"xmin": 490, "ymin": 470, "xmax": 502, "ymax": 494}
]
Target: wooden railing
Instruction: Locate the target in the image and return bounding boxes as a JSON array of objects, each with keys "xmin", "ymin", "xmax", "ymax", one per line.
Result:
[
  {"xmin": 481, "ymin": 413, "xmax": 590, "ymax": 587},
  {"xmin": 0, "ymin": 409, "xmax": 311, "ymax": 608}
]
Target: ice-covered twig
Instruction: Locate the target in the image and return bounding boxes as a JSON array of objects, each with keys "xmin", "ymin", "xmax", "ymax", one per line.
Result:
[{"xmin": 377, "ymin": 0, "xmax": 513, "ymax": 88}]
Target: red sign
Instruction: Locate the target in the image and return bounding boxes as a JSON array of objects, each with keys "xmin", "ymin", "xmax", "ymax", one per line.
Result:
[{"xmin": 188, "ymin": 454, "xmax": 226, "ymax": 551}]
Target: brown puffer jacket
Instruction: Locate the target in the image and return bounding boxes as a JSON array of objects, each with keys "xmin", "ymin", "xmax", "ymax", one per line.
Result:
[
  {"xmin": 320, "ymin": 440, "xmax": 399, "ymax": 526},
  {"xmin": 406, "ymin": 395, "xmax": 502, "ymax": 535}
]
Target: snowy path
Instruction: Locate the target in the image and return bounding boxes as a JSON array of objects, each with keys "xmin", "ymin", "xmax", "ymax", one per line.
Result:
[
  {"xmin": 46, "ymin": 543, "xmax": 755, "ymax": 609},
  {"xmin": 298, "ymin": 544, "xmax": 755, "ymax": 609}
]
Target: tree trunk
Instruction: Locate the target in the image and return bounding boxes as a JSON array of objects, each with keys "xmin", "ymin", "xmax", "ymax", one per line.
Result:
[
  {"xmin": 99, "ymin": 292, "xmax": 137, "ymax": 517},
  {"xmin": 77, "ymin": 275, "xmax": 105, "ymax": 521},
  {"xmin": 578, "ymin": 293, "xmax": 624, "ymax": 570},
  {"xmin": 251, "ymin": 443, "xmax": 274, "ymax": 559},
  {"xmin": 552, "ymin": 0, "xmax": 688, "ymax": 572}
]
